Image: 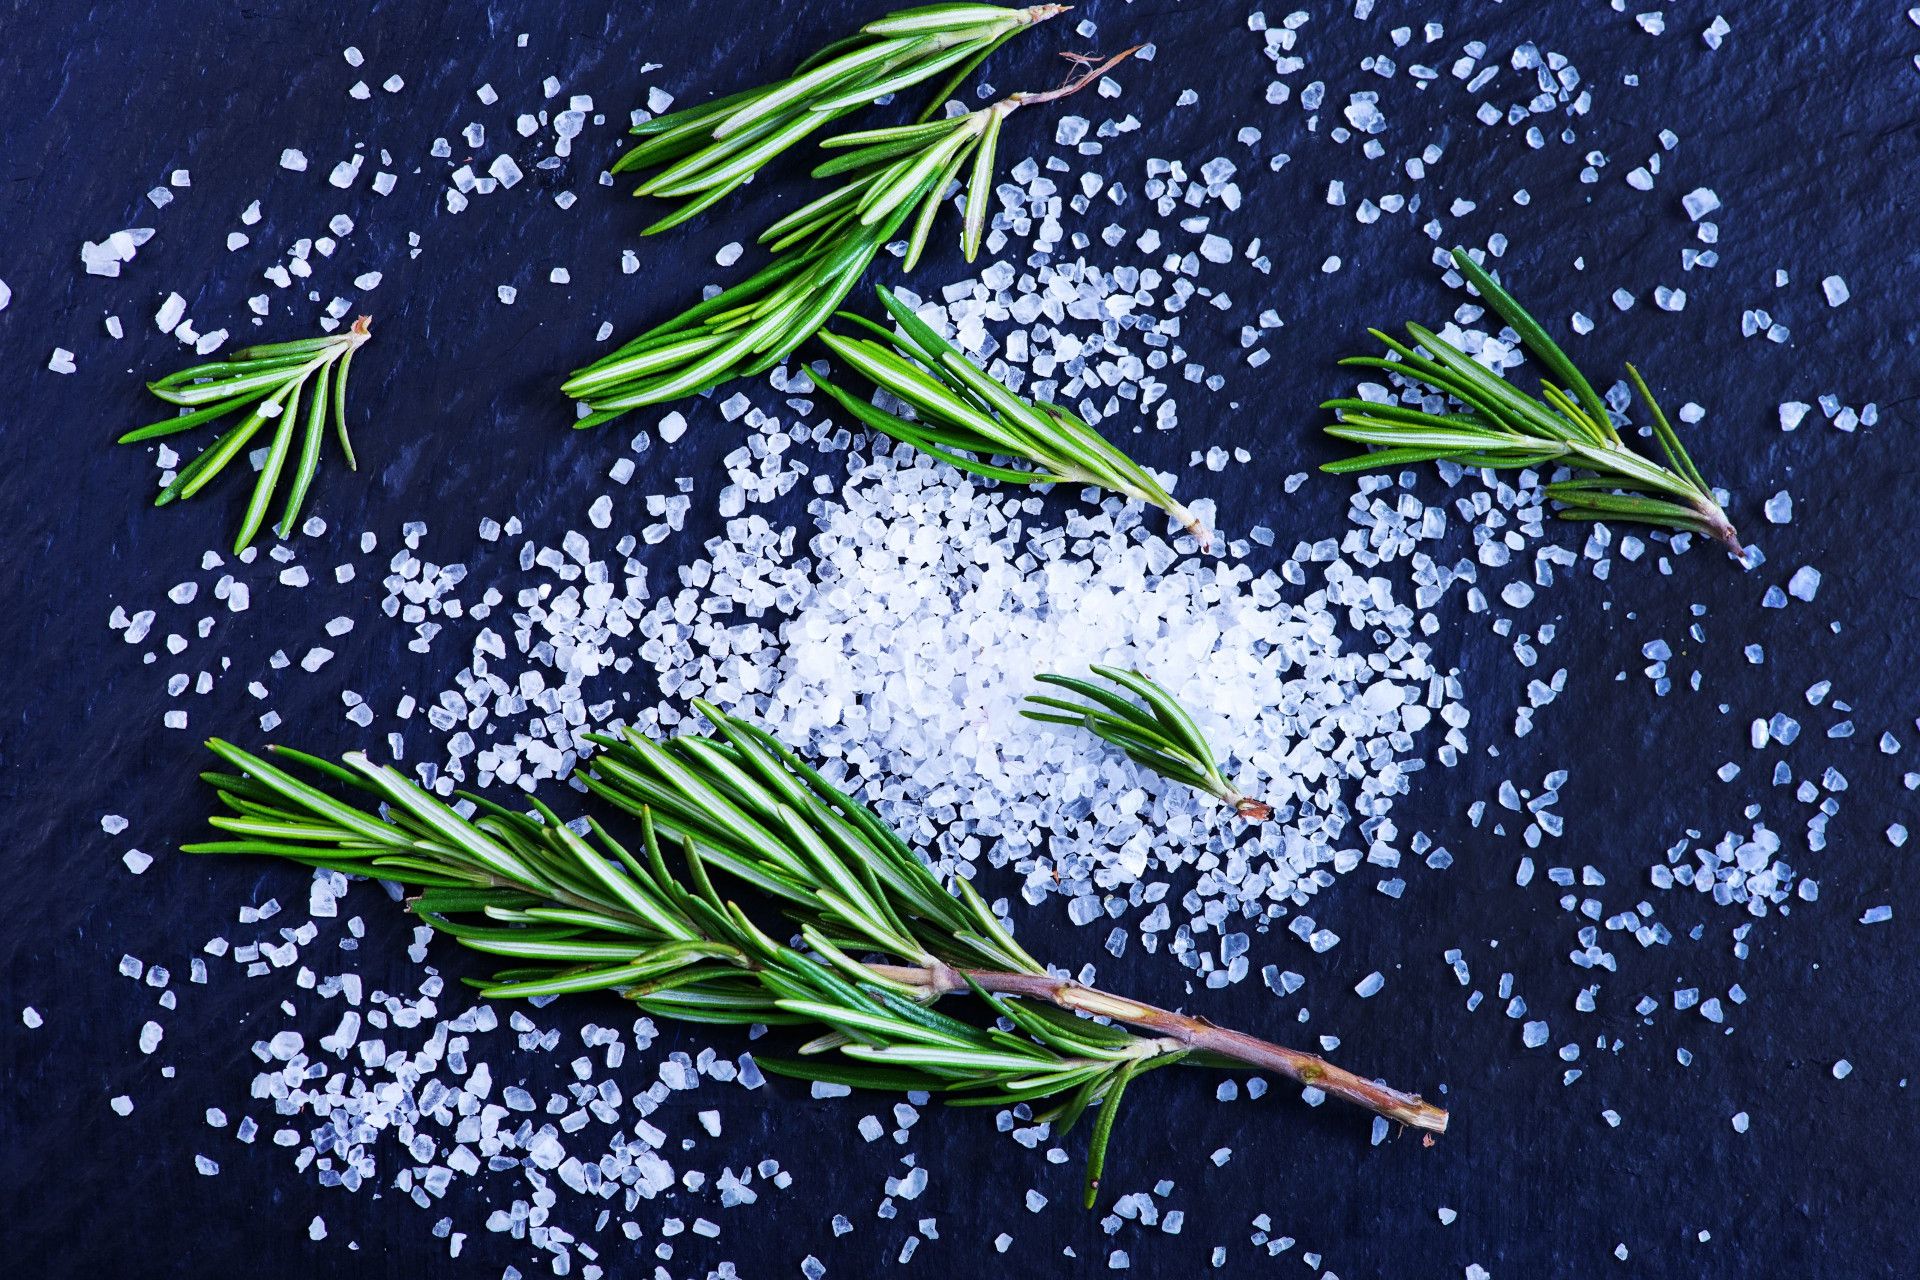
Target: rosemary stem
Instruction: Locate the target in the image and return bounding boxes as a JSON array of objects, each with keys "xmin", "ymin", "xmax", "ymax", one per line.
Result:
[{"xmin": 876, "ymin": 961, "xmax": 1450, "ymax": 1134}]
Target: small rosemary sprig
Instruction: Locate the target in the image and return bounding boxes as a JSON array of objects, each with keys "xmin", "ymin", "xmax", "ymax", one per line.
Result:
[
  {"xmin": 1023, "ymin": 666, "xmax": 1270, "ymax": 819},
  {"xmin": 1322, "ymin": 247, "xmax": 1742, "ymax": 559},
  {"xmin": 812, "ymin": 284, "xmax": 1210, "ymax": 546},
  {"xmin": 118, "ymin": 317, "xmax": 372, "ymax": 552},
  {"xmin": 187, "ymin": 705, "xmax": 1444, "ymax": 1205},
  {"xmin": 565, "ymin": 49, "xmax": 1140, "ymax": 428},
  {"xmin": 613, "ymin": 3, "xmax": 1068, "ymax": 234}
]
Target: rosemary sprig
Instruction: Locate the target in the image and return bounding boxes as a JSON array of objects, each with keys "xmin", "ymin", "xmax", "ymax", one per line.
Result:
[
  {"xmin": 1322, "ymin": 247, "xmax": 1742, "ymax": 559},
  {"xmin": 117, "ymin": 317, "xmax": 372, "ymax": 552},
  {"xmin": 812, "ymin": 284, "xmax": 1210, "ymax": 546},
  {"xmin": 187, "ymin": 705, "xmax": 1445, "ymax": 1205},
  {"xmin": 1023, "ymin": 666, "xmax": 1269, "ymax": 819},
  {"xmin": 564, "ymin": 49, "xmax": 1140, "ymax": 428},
  {"xmin": 612, "ymin": 3, "xmax": 1068, "ymax": 234}
]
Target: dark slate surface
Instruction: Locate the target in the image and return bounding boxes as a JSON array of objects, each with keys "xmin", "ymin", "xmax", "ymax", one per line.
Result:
[{"xmin": 2, "ymin": 1, "xmax": 1915, "ymax": 1275}]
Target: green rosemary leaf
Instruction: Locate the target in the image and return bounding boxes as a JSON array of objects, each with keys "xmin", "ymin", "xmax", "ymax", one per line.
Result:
[
  {"xmin": 1450, "ymin": 246, "xmax": 1613, "ymax": 438},
  {"xmin": 275, "ymin": 365, "xmax": 332, "ymax": 539},
  {"xmin": 1083, "ymin": 1058, "xmax": 1140, "ymax": 1208},
  {"xmin": 962, "ymin": 109, "xmax": 1003, "ymax": 260},
  {"xmin": 234, "ymin": 371, "xmax": 303, "ymax": 554},
  {"xmin": 755, "ymin": 1057, "xmax": 950, "ymax": 1093}
]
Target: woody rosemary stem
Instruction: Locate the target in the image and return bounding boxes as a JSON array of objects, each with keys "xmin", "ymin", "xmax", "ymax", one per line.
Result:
[{"xmin": 872, "ymin": 961, "xmax": 1450, "ymax": 1134}]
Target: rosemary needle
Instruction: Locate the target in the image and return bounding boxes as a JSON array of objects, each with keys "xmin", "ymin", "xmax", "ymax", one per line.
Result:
[
  {"xmin": 1322, "ymin": 247, "xmax": 1742, "ymax": 560},
  {"xmin": 119, "ymin": 316, "xmax": 371, "ymax": 552}
]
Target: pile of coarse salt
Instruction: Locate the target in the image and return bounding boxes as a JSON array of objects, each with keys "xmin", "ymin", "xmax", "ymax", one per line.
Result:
[{"xmin": 685, "ymin": 442, "xmax": 1469, "ymax": 983}]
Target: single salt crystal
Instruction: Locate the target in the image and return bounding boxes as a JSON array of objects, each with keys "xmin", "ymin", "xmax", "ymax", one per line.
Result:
[
  {"xmin": 1354, "ymin": 971, "xmax": 1385, "ymax": 998},
  {"xmin": 0, "ymin": 279, "xmax": 9, "ymax": 311},
  {"xmin": 1832, "ymin": 1059, "xmax": 1853, "ymax": 1079},
  {"xmin": 102, "ymin": 814, "xmax": 129, "ymax": 835},
  {"xmin": 1681, "ymin": 187, "xmax": 1721, "ymax": 220},
  {"xmin": 343, "ymin": 45, "xmax": 363, "ymax": 65},
  {"xmin": 1779, "ymin": 401, "xmax": 1810, "ymax": 431},
  {"xmin": 1786, "ymin": 566, "xmax": 1821, "ymax": 601},
  {"xmin": 489, "ymin": 154, "xmax": 523, "ymax": 188},
  {"xmin": 497, "ymin": 285, "xmax": 517, "ymax": 305},
  {"xmin": 1731, "ymin": 1111, "xmax": 1749, "ymax": 1133},
  {"xmin": 23, "ymin": 1006, "xmax": 43, "ymax": 1028},
  {"xmin": 383, "ymin": 74, "xmax": 404, "ymax": 92},
  {"xmin": 1764, "ymin": 491, "xmax": 1792, "ymax": 523},
  {"xmin": 659, "ymin": 411, "xmax": 688, "ymax": 443},
  {"xmin": 353, "ymin": 271, "xmax": 382, "ymax": 291},
  {"xmin": 155, "ymin": 292, "xmax": 186, "ymax": 333},
  {"xmin": 1860, "ymin": 905, "xmax": 1893, "ymax": 925},
  {"xmin": 309, "ymin": 1216, "xmax": 327, "ymax": 1241},
  {"xmin": 716, "ymin": 241, "xmax": 743, "ymax": 267},
  {"xmin": 279, "ymin": 148, "xmax": 308, "ymax": 171},
  {"xmin": 123, "ymin": 849, "xmax": 154, "ymax": 874},
  {"xmin": 1521, "ymin": 1021, "xmax": 1549, "ymax": 1048},
  {"xmin": 139, "ymin": 1020, "xmax": 164, "ymax": 1053},
  {"xmin": 48, "ymin": 348, "xmax": 77, "ymax": 374},
  {"xmin": 110, "ymin": 1094, "xmax": 133, "ymax": 1115},
  {"xmin": 1822, "ymin": 275, "xmax": 1850, "ymax": 307}
]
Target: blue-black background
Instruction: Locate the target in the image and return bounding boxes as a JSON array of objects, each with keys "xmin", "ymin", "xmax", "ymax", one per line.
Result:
[{"xmin": 3, "ymin": 1, "xmax": 1916, "ymax": 1276}]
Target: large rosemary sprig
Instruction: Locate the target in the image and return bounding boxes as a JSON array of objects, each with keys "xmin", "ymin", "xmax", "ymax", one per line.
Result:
[
  {"xmin": 118, "ymin": 317, "xmax": 371, "ymax": 552},
  {"xmin": 564, "ymin": 49, "xmax": 1140, "ymax": 428},
  {"xmin": 1023, "ymin": 666, "xmax": 1269, "ymax": 819},
  {"xmin": 1323, "ymin": 247, "xmax": 1742, "ymax": 559},
  {"xmin": 813, "ymin": 285, "xmax": 1210, "ymax": 546},
  {"xmin": 186, "ymin": 705, "xmax": 1445, "ymax": 1205},
  {"xmin": 613, "ymin": 3, "xmax": 1068, "ymax": 234}
]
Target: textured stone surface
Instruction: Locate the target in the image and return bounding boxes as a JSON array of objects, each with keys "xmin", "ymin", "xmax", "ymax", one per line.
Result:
[{"xmin": 1, "ymin": 2, "xmax": 1916, "ymax": 1276}]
